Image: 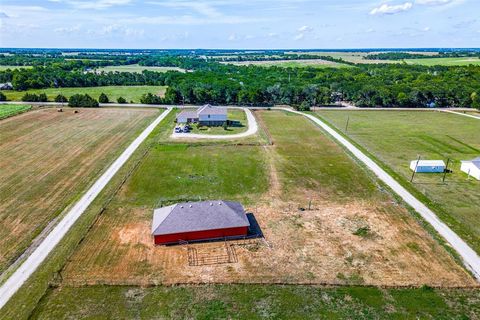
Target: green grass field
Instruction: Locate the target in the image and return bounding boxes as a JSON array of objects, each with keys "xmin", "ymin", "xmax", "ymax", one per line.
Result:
[
  {"xmin": 0, "ymin": 104, "xmax": 31, "ymax": 119},
  {"xmin": 285, "ymin": 51, "xmax": 480, "ymax": 66},
  {"xmin": 404, "ymin": 57, "xmax": 480, "ymax": 66},
  {"xmin": 189, "ymin": 109, "xmax": 248, "ymax": 135},
  {"xmin": 0, "ymin": 65, "xmax": 33, "ymax": 71},
  {"xmin": 224, "ymin": 59, "xmax": 352, "ymax": 68},
  {"xmin": 30, "ymin": 285, "xmax": 480, "ymax": 319},
  {"xmin": 95, "ymin": 64, "xmax": 185, "ymax": 73},
  {"xmin": 316, "ymin": 110, "xmax": 480, "ymax": 253},
  {"xmin": 0, "ymin": 85, "xmax": 167, "ymax": 103}
]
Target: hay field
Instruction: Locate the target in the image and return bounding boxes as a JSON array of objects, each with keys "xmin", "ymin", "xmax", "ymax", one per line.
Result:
[
  {"xmin": 60, "ymin": 110, "xmax": 474, "ymax": 288},
  {"xmin": 0, "ymin": 108, "xmax": 159, "ymax": 273}
]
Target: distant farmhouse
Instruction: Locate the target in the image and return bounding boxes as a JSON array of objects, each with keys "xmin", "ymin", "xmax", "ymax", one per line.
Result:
[
  {"xmin": 176, "ymin": 104, "xmax": 227, "ymax": 126},
  {"xmin": 151, "ymin": 200, "xmax": 250, "ymax": 245},
  {"xmin": 461, "ymin": 157, "xmax": 480, "ymax": 180},
  {"xmin": 0, "ymin": 82, "xmax": 13, "ymax": 90},
  {"xmin": 410, "ymin": 160, "xmax": 446, "ymax": 173}
]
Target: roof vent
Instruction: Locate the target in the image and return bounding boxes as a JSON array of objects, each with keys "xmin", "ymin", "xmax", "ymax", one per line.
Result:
[
  {"xmin": 180, "ymin": 205, "xmax": 184, "ymax": 208},
  {"xmin": 210, "ymin": 203, "xmax": 213, "ymax": 206},
  {"xmin": 189, "ymin": 205, "xmax": 192, "ymax": 208},
  {"xmin": 218, "ymin": 202, "xmax": 221, "ymax": 205}
]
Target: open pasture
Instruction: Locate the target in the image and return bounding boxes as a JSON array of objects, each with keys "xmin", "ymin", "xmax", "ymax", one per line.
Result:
[
  {"xmin": 285, "ymin": 51, "xmax": 480, "ymax": 66},
  {"xmin": 223, "ymin": 59, "xmax": 350, "ymax": 68},
  {"xmin": 316, "ymin": 110, "xmax": 480, "ymax": 254},
  {"xmin": 0, "ymin": 85, "xmax": 167, "ymax": 103},
  {"xmin": 60, "ymin": 110, "xmax": 474, "ymax": 288},
  {"xmin": 0, "ymin": 108, "xmax": 159, "ymax": 273},
  {"xmin": 0, "ymin": 104, "xmax": 31, "ymax": 120},
  {"xmin": 0, "ymin": 65, "xmax": 33, "ymax": 71},
  {"xmin": 94, "ymin": 64, "xmax": 185, "ymax": 73}
]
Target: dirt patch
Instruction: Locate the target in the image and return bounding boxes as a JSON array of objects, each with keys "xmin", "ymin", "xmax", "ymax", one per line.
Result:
[{"xmin": 62, "ymin": 195, "xmax": 476, "ymax": 288}]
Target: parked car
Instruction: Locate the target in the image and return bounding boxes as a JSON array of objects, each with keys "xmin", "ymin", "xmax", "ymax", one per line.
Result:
[
  {"xmin": 175, "ymin": 127, "xmax": 182, "ymax": 133},
  {"xmin": 182, "ymin": 127, "xmax": 190, "ymax": 133}
]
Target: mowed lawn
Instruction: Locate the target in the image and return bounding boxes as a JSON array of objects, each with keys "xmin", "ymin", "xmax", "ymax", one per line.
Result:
[
  {"xmin": 316, "ymin": 110, "xmax": 480, "ymax": 253},
  {"xmin": 0, "ymin": 104, "xmax": 31, "ymax": 120},
  {"xmin": 95, "ymin": 64, "xmax": 185, "ymax": 73},
  {"xmin": 30, "ymin": 285, "xmax": 480, "ymax": 319},
  {"xmin": 404, "ymin": 57, "xmax": 480, "ymax": 66},
  {"xmin": 0, "ymin": 108, "xmax": 159, "ymax": 273},
  {"xmin": 0, "ymin": 85, "xmax": 167, "ymax": 103}
]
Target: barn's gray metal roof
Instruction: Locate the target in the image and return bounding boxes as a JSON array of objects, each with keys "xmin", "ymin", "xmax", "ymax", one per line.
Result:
[{"xmin": 152, "ymin": 200, "xmax": 249, "ymax": 235}]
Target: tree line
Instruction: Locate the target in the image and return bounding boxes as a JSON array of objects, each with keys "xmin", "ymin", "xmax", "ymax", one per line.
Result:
[{"xmin": 1, "ymin": 59, "xmax": 480, "ymax": 109}]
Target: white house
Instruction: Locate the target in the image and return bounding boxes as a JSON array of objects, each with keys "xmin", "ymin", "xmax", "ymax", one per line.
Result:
[
  {"xmin": 198, "ymin": 105, "xmax": 227, "ymax": 126},
  {"xmin": 176, "ymin": 104, "xmax": 227, "ymax": 126},
  {"xmin": 410, "ymin": 160, "xmax": 446, "ymax": 173},
  {"xmin": 460, "ymin": 157, "xmax": 480, "ymax": 180}
]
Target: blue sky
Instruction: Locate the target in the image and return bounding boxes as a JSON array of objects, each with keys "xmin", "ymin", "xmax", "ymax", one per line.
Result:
[{"xmin": 0, "ymin": 0, "xmax": 478, "ymax": 49}]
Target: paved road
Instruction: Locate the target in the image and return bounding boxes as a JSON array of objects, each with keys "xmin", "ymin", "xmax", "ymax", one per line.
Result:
[
  {"xmin": 441, "ymin": 109, "xmax": 480, "ymax": 120},
  {"xmin": 0, "ymin": 101, "xmax": 476, "ymax": 112},
  {"xmin": 281, "ymin": 108, "xmax": 480, "ymax": 281},
  {"xmin": 0, "ymin": 108, "xmax": 172, "ymax": 310},
  {"xmin": 171, "ymin": 107, "xmax": 258, "ymax": 140}
]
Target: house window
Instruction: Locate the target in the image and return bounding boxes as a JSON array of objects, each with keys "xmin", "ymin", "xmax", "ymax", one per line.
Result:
[{"xmin": 208, "ymin": 115, "xmax": 210, "ymax": 118}]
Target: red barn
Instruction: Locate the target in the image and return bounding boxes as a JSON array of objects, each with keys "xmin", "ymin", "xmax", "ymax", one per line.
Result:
[{"xmin": 151, "ymin": 200, "xmax": 250, "ymax": 245}]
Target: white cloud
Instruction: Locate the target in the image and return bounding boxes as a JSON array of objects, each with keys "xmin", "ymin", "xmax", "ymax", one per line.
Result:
[
  {"xmin": 67, "ymin": 0, "xmax": 132, "ymax": 10},
  {"xmin": 54, "ymin": 25, "xmax": 81, "ymax": 33},
  {"xmin": 147, "ymin": 1, "xmax": 222, "ymax": 18},
  {"xmin": 0, "ymin": 12, "xmax": 10, "ymax": 19},
  {"xmin": 297, "ymin": 25, "xmax": 313, "ymax": 32},
  {"xmin": 294, "ymin": 33, "xmax": 304, "ymax": 40},
  {"xmin": 370, "ymin": 2, "xmax": 413, "ymax": 15},
  {"xmin": 423, "ymin": 26, "xmax": 431, "ymax": 31},
  {"xmin": 415, "ymin": 0, "xmax": 453, "ymax": 5}
]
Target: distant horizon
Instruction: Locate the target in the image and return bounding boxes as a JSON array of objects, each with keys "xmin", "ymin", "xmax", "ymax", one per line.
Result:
[
  {"xmin": 1, "ymin": 47, "xmax": 480, "ymax": 51},
  {"xmin": 1, "ymin": 0, "xmax": 479, "ymax": 48}
]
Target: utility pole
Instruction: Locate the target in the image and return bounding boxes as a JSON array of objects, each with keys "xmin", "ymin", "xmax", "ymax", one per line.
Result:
[
  {"xmin": 442, "ymin": 158, "xmax": 451, "ymax": 183},
  {"xmin": 411, "ymin": 155, "xmax": 421, "ymax": 183}
]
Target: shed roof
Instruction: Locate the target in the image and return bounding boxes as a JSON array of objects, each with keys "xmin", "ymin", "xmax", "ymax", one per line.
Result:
[
  {"xmin": 462, "ymin": 157, "xmax": 480, "ymax": 169},
  {"xmin": 152, "ymin": 200, "xmax": 249, "ymax": 236},
  {"xmin": 410, "ymin": 160, "xmax": 446, "ymax": 167}
]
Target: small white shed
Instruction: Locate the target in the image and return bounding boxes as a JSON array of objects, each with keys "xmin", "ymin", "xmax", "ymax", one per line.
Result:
[
  {"xmin": 410, "ymin": 160, "xmax": 446, "ymax": 173},
  {"xmin": 460, "ymin": 157, "xmax": 480, "ymax": 180}
]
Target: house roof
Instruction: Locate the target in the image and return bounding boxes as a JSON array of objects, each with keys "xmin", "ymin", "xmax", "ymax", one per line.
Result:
[
  {"xmin": 198, "ymin": 104, "xmax": 227, "ymax": 116},
  {"xmin": 462, "ymin": 157, "xmax": 480, "ymax": 169},
  {"xmin": 176, "ymin": 110, "xmax": 198, "ymax": 119},
  {"xmin": 152, "ymin": 200, "xmax": 250, "ymax": 236},
  {"xmin": 410, "ymin": 160, "xmax": 446, "ymax": 167}
]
